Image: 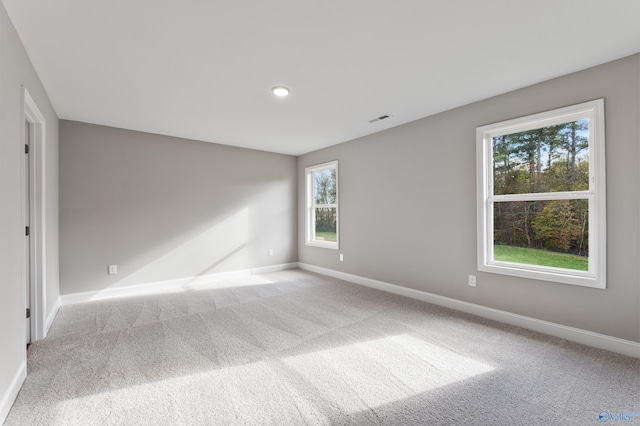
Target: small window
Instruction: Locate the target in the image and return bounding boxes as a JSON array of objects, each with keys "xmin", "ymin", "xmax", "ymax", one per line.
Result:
[
  {"xmin": 305, "ymin": 161, "xmax": 339, "ymax": 249},
  {"xmin": 476, "ymin": 99, "xmax": 606, "ymax": 288}
]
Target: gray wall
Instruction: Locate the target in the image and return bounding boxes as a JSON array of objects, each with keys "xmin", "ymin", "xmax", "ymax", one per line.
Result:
[
  {"xmin": 298, "ymin": 54, "xmax": 640, "ymax": 343},
  {"xmin": 0, "ymin": 2, "xmax": 59, "ymax": 420},
  {"xmin": 59, "ymin": 121, "xmax": 297, "ymax": 295}
]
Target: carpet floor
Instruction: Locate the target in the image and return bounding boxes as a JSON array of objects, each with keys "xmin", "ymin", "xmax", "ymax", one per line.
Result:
[{"xmin": 5, "ymin": 269, "xmax": 639, "ymax": 425}]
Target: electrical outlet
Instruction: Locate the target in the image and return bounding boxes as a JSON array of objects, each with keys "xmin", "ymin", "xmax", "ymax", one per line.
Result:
[
  {"xmin": 108, "ymin": 264, "xmax": 118, "ymax": 275},
  {"xmin": 468, "ymin": 275, "xmax": 476, "ymax": 287},
  {"xmin": 268, "ymin": 249, "xmax": 274, "ymax": 256},
  {"xmin": 339, "ymin": 253, "xmax": 344, "ymax": 262}
]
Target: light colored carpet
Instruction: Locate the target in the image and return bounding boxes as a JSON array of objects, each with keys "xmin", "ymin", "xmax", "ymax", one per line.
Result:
[{"xmin": 5, "ymin": 269, "xmax": 639, "ymax": 425}]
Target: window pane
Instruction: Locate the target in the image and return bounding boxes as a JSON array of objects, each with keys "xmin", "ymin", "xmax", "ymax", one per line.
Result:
[
  {"xmin": 314, "ymin": 207, "xmax": 336, "ymax": 242},
  {"xmin": 314, "ymin": 169, "xmax": 337, "ymax": 204},
  {"xmin": 493, "ymin": 119, "xmax": 589, "ymax": 195},
  {"xmin": 493, "ymin": 199, "xmax": 588, "ymax": 271}
]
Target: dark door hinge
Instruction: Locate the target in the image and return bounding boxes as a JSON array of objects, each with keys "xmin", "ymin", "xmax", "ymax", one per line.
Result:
[
  {"xmin": 25, "ymin": 226, "xmax": 30, "ymax": 236},
  {"xmin": 26, "ymin": 308, "xmax": 30, "ymax": 319},
  {"xmin": 25, "ymin": 144, "xmax": 29, "ymax": 154}
]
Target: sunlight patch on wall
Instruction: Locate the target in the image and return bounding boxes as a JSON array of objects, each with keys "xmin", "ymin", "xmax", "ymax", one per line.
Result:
[{"xmin": 112, "ymin": 208, "xmax": 249, "ymax": 288}]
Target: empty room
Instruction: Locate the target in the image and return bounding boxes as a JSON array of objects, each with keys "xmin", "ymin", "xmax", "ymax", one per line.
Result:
[{"xmin": 1, "ymin": 1, "xmax": 639, "ymax": 425}]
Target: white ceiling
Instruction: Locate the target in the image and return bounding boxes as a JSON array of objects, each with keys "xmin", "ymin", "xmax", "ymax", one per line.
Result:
[{"xmin": 4, "ymin": 1, "xmax": 640, "ymax": 155}]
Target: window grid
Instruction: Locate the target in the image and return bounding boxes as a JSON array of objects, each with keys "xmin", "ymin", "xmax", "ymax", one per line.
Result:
[
  {"xmin": 305, "ymin": 161, "xmax": 339, "ymax": 249},
  {"xmin": 476, "ymin": 99, "xmax": 606, "ymax": 288}
]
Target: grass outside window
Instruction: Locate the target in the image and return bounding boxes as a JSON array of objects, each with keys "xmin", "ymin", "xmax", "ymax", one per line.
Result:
[{"xmin": 493, "ymin": 245, "xmax": 588, "ymax": 271}]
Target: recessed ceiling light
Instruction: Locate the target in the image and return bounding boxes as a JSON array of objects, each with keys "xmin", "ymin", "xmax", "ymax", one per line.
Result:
[{"xmin": 272, "ymin": 86, "xmax": 290, "ymax": 97}]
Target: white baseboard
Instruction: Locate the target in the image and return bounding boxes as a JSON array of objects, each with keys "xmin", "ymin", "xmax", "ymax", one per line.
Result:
[
  {"xmin": 299, "ymin": 263, "xmax": 640, "ymax": 358},
  {"xmin": 60, "ymin": 263, "xmax": 299, "ymax": 305},
  {"xmin": 44, "ymin": 297, "xmax": 61, "ymax": 338},
  {"xmin": 0, "ymin": 361, "xmax": 26, "ymax": 425}
]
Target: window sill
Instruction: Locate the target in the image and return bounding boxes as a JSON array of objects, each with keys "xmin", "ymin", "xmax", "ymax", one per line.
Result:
[
  {"xmin": 306, "ymin": 241, "xmax": 339, "ymax": 250},
  {"xmin": 478, "ymin": 261, "xmax": 605, "ymax": 289}
]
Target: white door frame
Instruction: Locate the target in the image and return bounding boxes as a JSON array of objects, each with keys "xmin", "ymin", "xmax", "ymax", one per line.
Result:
[
  {"xmin": 21, "ymin": 87, "xmax": 47, "ymax": 342},
  {"xmin": 24, "ymin": 119, "xmax": 31, "ymax": 345}
]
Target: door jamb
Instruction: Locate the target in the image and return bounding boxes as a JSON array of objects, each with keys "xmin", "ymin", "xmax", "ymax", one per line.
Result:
[{"xmin": 21, "ymin": 87, "xmax": 46, "ymax": 343}]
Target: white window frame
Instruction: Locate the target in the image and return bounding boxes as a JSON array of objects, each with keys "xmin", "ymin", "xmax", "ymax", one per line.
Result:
[
  {"xmin": 305, "ymin": 160, "xmax": 339, "ymax": 249},
  {"xmin": 476, "ymin": 99, "xmax": 606, "ymax": 289}
]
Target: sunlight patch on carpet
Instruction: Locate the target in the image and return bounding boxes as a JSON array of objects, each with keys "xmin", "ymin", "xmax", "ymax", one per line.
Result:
[
  {"xmin": 53, "ymin": 361, "xmax": 327, "ymax": 425},
  {"xmin": 283, "ymin": 334, "xmax": 495, "ymax": 413}
]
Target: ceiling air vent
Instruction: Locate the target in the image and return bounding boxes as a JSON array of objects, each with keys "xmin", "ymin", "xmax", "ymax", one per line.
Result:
[{"xmin": 368, "ymin": 114, "xmax": 392, "ymax": 124}]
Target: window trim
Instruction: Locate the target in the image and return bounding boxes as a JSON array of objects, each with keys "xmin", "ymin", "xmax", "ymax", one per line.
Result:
[
  {"xmin": 476, "ymin": 99, "xmax": 606, "ymax": 289},
  {"xmin": 305, "ymin": 160, "xmax": 339, "ymax": 249}
]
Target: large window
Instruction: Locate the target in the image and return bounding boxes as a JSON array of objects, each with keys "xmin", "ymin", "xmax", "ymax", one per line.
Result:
[
  {"xmin": 305, "ymin": 160, "xmax": 339, "ymax": 249},
  {"xmin": 476, "ymin": 99, "xmax": 606, "ymax": 288}
]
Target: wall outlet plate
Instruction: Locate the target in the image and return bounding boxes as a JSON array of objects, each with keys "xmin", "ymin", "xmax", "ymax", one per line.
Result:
[
  {"xmin": 468, "ymin": 275, "xmax": 476, "ymax": 287},
  {"xmin": 108, "ymin": 264, "xmax": 118, "ymax": 275}
]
